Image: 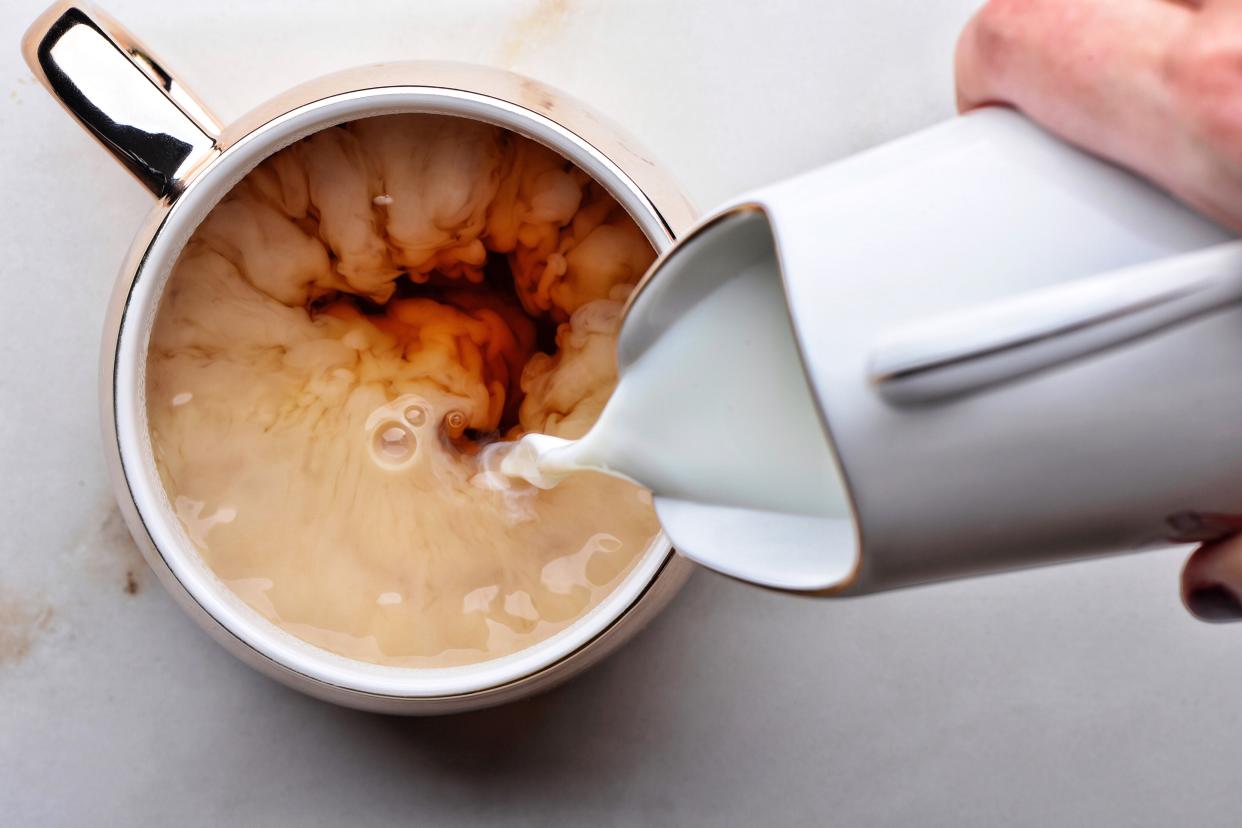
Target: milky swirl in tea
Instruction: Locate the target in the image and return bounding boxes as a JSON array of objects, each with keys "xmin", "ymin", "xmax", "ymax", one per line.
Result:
[{"xmin": 146, "ymin": 115, "xmax": 661, "ymax": 668}]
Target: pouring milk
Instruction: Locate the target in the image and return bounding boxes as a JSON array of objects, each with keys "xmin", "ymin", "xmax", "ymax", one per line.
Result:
[
  {"xmin": 493, "ymin": 106, "xmax": 1242, "ymax": 596},
  {"xmin": 501, "ymin": 252, "xmax": 846, "ymax": 515},
  {"xmin": 489, "ymin": 203, "xmax": 858, "ymax": 592}
]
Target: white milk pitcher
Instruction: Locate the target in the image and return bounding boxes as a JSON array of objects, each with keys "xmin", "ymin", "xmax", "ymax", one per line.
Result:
[{"xmin": 513, "ymin": 107, "xmax": 1242, "ymax": 596}]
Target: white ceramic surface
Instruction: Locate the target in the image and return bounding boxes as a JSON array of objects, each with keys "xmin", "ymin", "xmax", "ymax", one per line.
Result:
[{"xmin": 7, "ymin": 1, "xmax": 1242, "ymax": 826}]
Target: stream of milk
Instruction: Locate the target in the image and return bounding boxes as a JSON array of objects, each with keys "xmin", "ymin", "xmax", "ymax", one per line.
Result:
[{"xmin": 501, "ymin": 250, "xmax": 850, "ymax": 521}]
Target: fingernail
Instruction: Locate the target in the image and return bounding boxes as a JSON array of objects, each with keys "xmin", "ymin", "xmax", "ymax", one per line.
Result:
[{"xmin": 1186, "ymin": 584, "xmax": 1242, "ymax": 623}]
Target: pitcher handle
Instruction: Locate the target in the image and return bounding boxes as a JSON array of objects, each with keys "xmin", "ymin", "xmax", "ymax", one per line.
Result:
[
  {"xmin": 22, "ymin": 2, "xmax": 221, "ymax": 198},
  {"xmin": 869, "ymin": 240, "xmax": 1242, "ymax": 405}
]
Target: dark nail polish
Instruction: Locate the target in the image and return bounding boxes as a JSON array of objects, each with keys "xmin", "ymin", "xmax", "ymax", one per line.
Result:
[{"xmin": 1186, "ymin": 584, "xmax": 1242, "ymax": 623}]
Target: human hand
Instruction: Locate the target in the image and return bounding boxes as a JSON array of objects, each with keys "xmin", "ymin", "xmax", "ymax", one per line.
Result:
[{"xmin": 955, "ymin": 0, "xmax": 1242, "ymax": 621}]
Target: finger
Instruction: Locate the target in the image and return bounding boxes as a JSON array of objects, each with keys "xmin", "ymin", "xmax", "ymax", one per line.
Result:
[
  {"xmin": 956, "ymin": 0, "xmax": 1242, "ymax": 231},
  {"xmin": 955, "ymin": 0, "xmax": 1201, "ymax": 202},
  {"xmin": 1182, "ymin": 535, "xmax": 1242, "ymax": 622},
  {"xmin": 956, "ymin": 0, "xmax": 1196, "ymax": 109},
  {"xmin": 953, "ymin": 0, "xmax": 1227, "ymax": 219}
]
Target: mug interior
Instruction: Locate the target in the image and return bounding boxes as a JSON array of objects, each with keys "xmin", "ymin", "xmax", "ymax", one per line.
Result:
[{"xmin": 112, "ymin": 88, "xmax": 678, "ymax": 698}]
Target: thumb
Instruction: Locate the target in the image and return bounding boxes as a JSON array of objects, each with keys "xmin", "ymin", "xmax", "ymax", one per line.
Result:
[{"xmin": 1183, "ymin": 535, "xmax": 1242, "ymax": 622}]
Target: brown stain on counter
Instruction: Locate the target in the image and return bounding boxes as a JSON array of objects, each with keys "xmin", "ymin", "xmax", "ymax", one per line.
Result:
[
  {"xmin": 0, "ymin": 589, "xmax": 53, "ymax": 668},
  {"xmin": 97, "ymin": 507, "xmax": 146, "ymax": 596},
  {"xmin": 76, "ymin": 503, "xmax": 147, "ymax": 597},
  {"xmin": 1, "ymin": 501, "xmax": 149, "ymax": 668},
  {"xmin": 500, "ymin": 0, "xmax": 572, "ymax": 67}
]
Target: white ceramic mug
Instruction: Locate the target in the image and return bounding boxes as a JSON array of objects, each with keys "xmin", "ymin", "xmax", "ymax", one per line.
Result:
[
  {"xmin": 23, "ymin": 2, "xmax": 697, "ymax": 713},
  {"xmin": 621, "ymin": 108, "xmax": 1242, "ymax": 596}
]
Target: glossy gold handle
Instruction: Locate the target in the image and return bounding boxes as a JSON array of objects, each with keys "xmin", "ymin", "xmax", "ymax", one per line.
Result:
[{"xmin": 22, "ymin": 2, "xmax": 220, "ymax": 198}]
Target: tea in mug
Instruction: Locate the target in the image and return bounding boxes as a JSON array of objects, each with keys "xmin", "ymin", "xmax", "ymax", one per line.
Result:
[{"xmin": 146, "ymin": 115, "xmax": 662, "ymax": 668}]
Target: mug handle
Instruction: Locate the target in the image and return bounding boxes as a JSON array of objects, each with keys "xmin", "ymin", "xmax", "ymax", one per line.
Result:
[{"xmin": 22, "ymin": 2, "xmax": 220, "ymax": 198}]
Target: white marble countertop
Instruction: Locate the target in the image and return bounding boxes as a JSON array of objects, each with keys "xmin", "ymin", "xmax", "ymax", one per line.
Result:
[{"xmin": 4, "ymin": 1, "xmax": 1242, "ymax": 825}]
